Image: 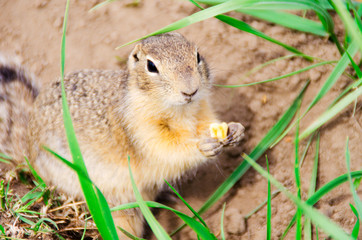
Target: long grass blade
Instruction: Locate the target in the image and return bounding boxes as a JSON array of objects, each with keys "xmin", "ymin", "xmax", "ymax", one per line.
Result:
[
  {"xmin": 300, "ymin": 85, "xmax": 362, "ymax": 139},
  {"xmin": 214, "ymin": 61, "xmax": 335, "ymax": 87},
  {"xmin": 58, "ymin": 1, "xmax": 118, "ymax": 238},
  {"xmin": 304, "ymin": 133, "xmax": 320, "ymax": 240},
  {"xmin": 117, "ymin": 227, "xmax": 147, "ymax": 240},
  {"xmin": 266, "ymin": 156, "xmax": 271, "ymax": 240},
  {"xmin": 89, "ymin": 0, "xmax": 118, "ymax": 12},
  {"xmin": 112, "ymin": 200, "xmax": 218, "ymax": 239},
  {"xmin": 190, "ymin": 0, "xmax": 308, "ymax": 58},
  {"xmin": 299, "ymin": 132, "xmax": 316, "ymax": 167},
  {"xmin": 330, "ymin": 77, "xmax": 362, "ymax": 107},
  {"xmin": 272, "ymin": 41, "xmax": 359, "ymax": 147},
  {"xmin": 244, "ymin": 190, "xmax": 280, "ymax": 219},
  {"xmin": 242, "ymin": 9, "xmax": 327, "ymax": 36},
  {"xmin": 128, "ymin": 157, "xmax": 171, "ymax": 240},
  {"xmin": 350, "ymin": 204, "xmax": 360, "ymax": 239},
  {"xmin": 197, "ymin": 0, "xmax": 330, "ymax": 35},
  {"xmin": 281, "ymin": 170, "xmax": 362, "ymax": 239},
  {"xmin": 345, "ymin": 138, "xmax": 362, "ymax": 219},
  {"xmin": 117, "ymin": 0, "xmax": 334, "ymax": 48},
  {"xmin": 24, "ymin": 157, "xmax": 46, "ymax": 189},
  {"xmin": 242, "ymin": 153, "xmax": 353, "ymax": 240},
  {"xmin": 164, "ymin": 180, "xmax": 208, "ymax": 228},
  {"xmin": 220, "ymin": 203, "xmax": 226, "ymax": 240},
  {"xmin": 294, "ymin": 109, "xmax": 302, "ymax": 240},
  {"xmin": 332, "ymin": 0, "xmax": 362, "ymax": 53}
]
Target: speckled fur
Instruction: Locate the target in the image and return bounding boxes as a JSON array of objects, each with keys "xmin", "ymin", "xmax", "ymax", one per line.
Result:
[
  {"xmin": 1, "ymin": 33, "xmax": 244, "ymax": 238},
  {"xmin": 0, "ymin": 54, "xmax": 38, "ymax": 162}
]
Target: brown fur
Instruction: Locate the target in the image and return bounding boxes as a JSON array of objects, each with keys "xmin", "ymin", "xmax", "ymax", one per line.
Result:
[{"xmin": 0, "ymin": 33, "xmax": 244, "ymax": 239}]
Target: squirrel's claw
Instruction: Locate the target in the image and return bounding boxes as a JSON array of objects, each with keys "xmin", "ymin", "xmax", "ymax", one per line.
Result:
[
  {"xmin": 223, "ymin": 122, "xmax": 245, "ymax": 146},
  {"xmin": 198, "ymin": 138, "xmax": 223, "ymax": 157}
]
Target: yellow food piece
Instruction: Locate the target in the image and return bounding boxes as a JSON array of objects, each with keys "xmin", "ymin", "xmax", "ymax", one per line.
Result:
[{"xmin": 210, "ymin": 122, "xmax": 228, "ymax": 140}]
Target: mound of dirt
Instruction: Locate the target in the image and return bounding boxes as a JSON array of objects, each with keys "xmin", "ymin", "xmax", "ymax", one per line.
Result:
[{"xmin": 0, "ymin": 1, "xmax": 361, "ymax": 239}]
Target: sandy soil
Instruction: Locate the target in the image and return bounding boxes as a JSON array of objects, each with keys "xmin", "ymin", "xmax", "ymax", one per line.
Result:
[{"xmin": 0, "ymin": 0, "xmax": 361, "ymax": 239}]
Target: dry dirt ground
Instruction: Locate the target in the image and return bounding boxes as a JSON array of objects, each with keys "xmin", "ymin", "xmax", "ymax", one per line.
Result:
[{"xmin": 0, "ymin": 0, "xmax": 361, "ymax": 239}]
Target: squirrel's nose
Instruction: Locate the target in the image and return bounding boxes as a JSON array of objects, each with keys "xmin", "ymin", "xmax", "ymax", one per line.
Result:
[{"xmin": 181, "ymin": 88, "xmax": 198, "ymax": 98}]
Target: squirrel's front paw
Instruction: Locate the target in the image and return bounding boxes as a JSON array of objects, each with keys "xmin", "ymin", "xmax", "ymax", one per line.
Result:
[
  {"xmin": 198, "ymin": 138, "xmax": 223, "ymax": 157},
  {"xmin": 223, "ymin": 122, "xmax": 245, "ymax": 146}
]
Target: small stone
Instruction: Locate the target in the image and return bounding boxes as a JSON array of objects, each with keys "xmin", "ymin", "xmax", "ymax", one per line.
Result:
[
  {"xmin": 34, "ymin": 0, "xmax": 49, "ymax": 8},
  {"xmin": 53, "ymin": 17, "xmax": 63, "ymax": 29},
  {"xmin": 225, "ymin": 207, "xmax": 246, "ymax": 235}
]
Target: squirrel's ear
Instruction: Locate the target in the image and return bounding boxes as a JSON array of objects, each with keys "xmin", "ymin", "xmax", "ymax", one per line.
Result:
[{"xmin": 128, "ymin": 44, "xmax": 142, "ymax": 69}]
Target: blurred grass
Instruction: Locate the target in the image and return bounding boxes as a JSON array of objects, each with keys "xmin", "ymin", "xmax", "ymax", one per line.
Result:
[
  {"xmin": 294, "ymin": 110, "xmax": 302, "ymax": 240},
  {"xmin": 44, "ymin": 0, "xmax": 119, "ymax": 239},
  {"xmin": 243, "ymin": 153, "xmax": 354, "ymax": 240},
  {"xmin": 304, "ymin": 133, "xmax": 320, "ymax": 240},
  {"xmin": 127, "ymin": 157, "xmax": 172, "ymax": 240},
  {"xmin": 266, "ymin": 157, "xmax": 271, "ymax": 240},
  {"xmin": 117, "ymin": 0, "xmax": 335, "ymax": 48}
]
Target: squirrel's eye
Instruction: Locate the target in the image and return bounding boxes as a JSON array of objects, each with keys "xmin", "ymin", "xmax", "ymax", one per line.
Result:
[
  {"xmin": 147, "ymin": 60, "xmax": 158, "ymax": 73},
  {"xmin": 197, "ymin": 52, "xmax": 201, "ymax": 64}
]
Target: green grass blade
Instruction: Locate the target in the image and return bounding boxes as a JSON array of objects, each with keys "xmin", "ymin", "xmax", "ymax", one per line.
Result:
[
  {"xmin": 221, "ymin": 203, "xmax": 226, "ymax": 240},
  {"xmin": 15, "ymin": 212, "xmax": 36, "ymax": 226},
  {"xmin": 306, "ymin": 41, "xmax": 358, "ymax": 110},
  {"xmin": 214, "ymin": 61, "xmax": 334, "ymax": 88},
  {"xmin": 350, "ymin": 204, "xmax": 360, "ymax": 239},
  {"xmin": 81, "ymin": 220, "xmax": 88, "ymax": 240},
  {"xmin": 214, "ymin": 0, "xmax": 334, "ymax": 32},
  {"xmin": 332, "ymin": 0, "xmax": 362, "ymax": 53},
  {"xmin": 0, "ymin": 224, "xmax": 5, "ymax": 235},
  {"xmin": 330, "ymin": 77, "xmax": 362, "ymax": 107},
  {"xmin": 44, "ymin": 147, "xmax": 96, "ymax": 186},
  {"xmin": 294, "ymin": 109, "xmax": 302, "ymax": 240},
  {"xmin": 266, "ymin": 156, "xmax": 271, "ymax": 240},
  {"xmin": 171, "ymin": 80, "xmax": 309, "ymax": 236},
  {"xmin": 117, "ymin": 0, "xmax": 256, "ymax": 48},
  {"xmin": 127, "ymin": 157, "xmax": 171, "ymax": 240},
  {"xmin": 242, "ymin": 153, "xmax": 353, "ymax": 240},
  {"xmin": 164, "ymin": 180, "xmax": 208, "ymax": 228},
  {"xmin": 238, "ymin": 54, "xmax": 299, "ymax": 83},
  {"xmin": 345, "ymin": 138, "xmax": 362, "ymax": 219},
  {"xmin": 24, "ymin": 156, "xmax": 46, "ymax": 188},
  {"xmin": 117, "ymin": 227, "xmax": 147, "ymax": 240},
  {"xmin": 0, "ymin": 153, "xmax": 11, "ymax": 159},
  {"xmin": 89, "ymin": 0, "xmax": 118, "ymax": 12},
  {"xmin": 0, "ymin": 153, "xmax": 11, "ymax": 164},
  {"xmin": 272, "ymin": 41, "xmax": 359, "ymax": 147},
  {"xmin": 189, "ymin": 0, "xmax": 308, "ymax": 58},
  {"xmin": 300, "ymin": 85, "xmax": 362, "ymax": 140},
  {"xmin": 197, "ymin": 0, "xmax": 328, "ymax": 35},
  {"xmin": 213, "ymin": 15, "xmax": 308, "ymax": 58},
  {"xmin": 117, "ymin": 0, "xmax": 334, "ymax": 48},
  {"xmin": 58, "ymin": 2, "xmax": 119, "ymax": 238},
  {"xmin": 281, "ymin": 170, "xmax": 362, "ymax": 239},
  {"xmin": 112, "ymin": 200, "xmax": 218, "ymax": 239},
  {"xmin": 240, "ymin": 9, "xmax": 327, "ymax": 36},
  {"xmin": 345, "ymin": 49, "xmax": 362, "ymax": 78},
  {"xmin": 0, "ymin": 159, "xmax": 10, "ymax": 164},
  {"xmin": 309, "ymin": 171, "xmax": 362, "ymax": 205},
  {"xmin": 197, "ymin": 0, "xmax": 330, "ymax": 35},
  {"xmin": 299, "ymin": 132, "xmax": 315, "ymax": 167},
  {"xmin": 304, "ymin": 133, "xmax": 320, "ymax": 240},
  {"xmin": 244, "ymin": 190, "xmax": 280, "ymax": 219}
]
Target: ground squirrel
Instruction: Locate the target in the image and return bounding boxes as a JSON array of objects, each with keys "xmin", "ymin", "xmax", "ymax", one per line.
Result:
[{"xmin": 0, "ymin": 33, "xmax": 245, "ymax": 238}]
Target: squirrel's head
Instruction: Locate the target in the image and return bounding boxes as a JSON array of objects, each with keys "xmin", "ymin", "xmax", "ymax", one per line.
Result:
[{"xmin": 127, "ymin": 33, "xmax": 211, "ymax": 107}]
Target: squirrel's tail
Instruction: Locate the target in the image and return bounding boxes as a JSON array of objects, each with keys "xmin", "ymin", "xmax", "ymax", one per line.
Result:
[{"xmin": 0, "ymin": 54, "xmax": 39, "ymax": 162}]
